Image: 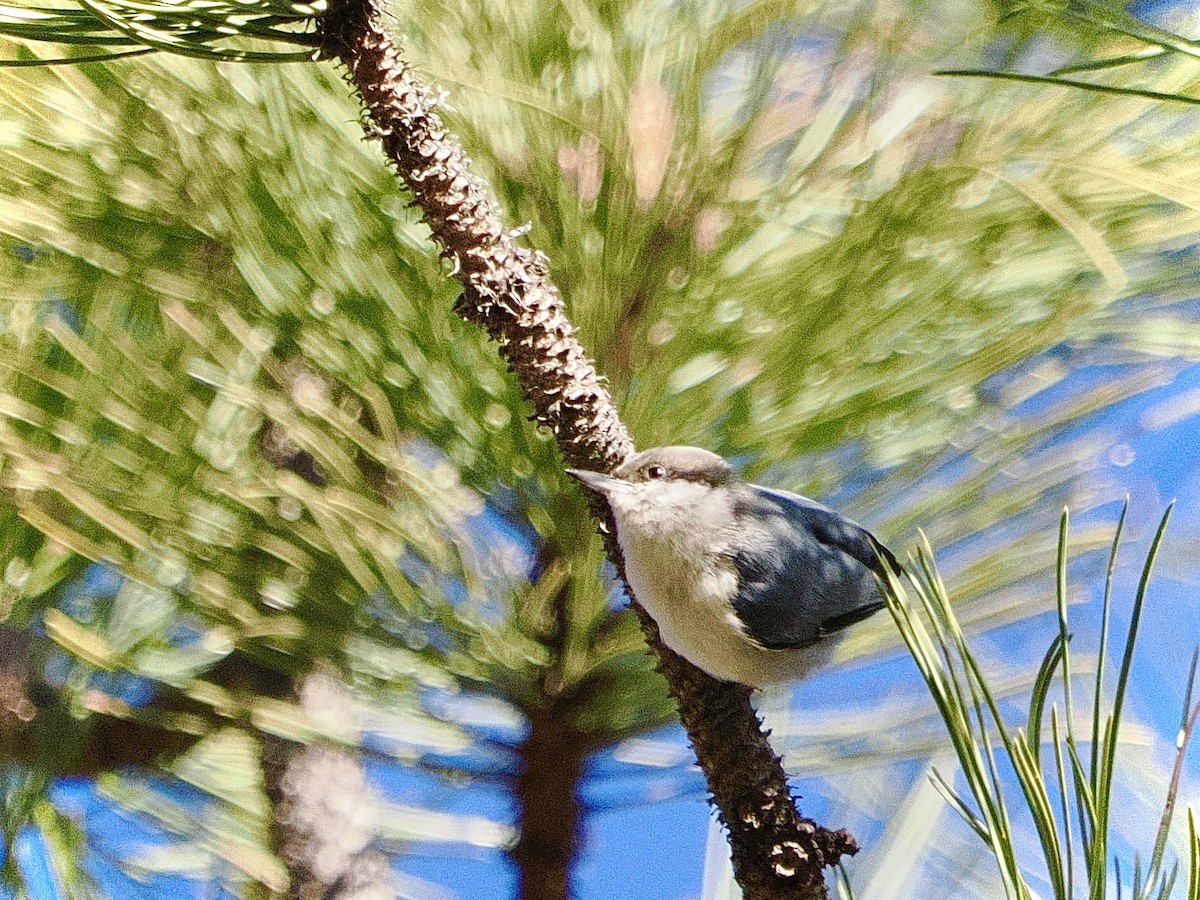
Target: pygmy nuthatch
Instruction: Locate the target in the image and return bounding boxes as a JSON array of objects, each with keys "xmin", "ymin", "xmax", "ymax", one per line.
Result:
[{"xmin": 568, "ymin": 446, "xmax": 899, "ymax": 686}]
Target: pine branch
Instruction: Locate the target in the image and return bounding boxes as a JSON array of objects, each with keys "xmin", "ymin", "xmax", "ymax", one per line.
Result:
[{"xmin": 315, "ymin": 1, "xmax": 856, "ymax": 896}]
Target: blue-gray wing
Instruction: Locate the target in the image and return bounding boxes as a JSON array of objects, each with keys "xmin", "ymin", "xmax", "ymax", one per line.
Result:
[{"xmin": 726, "ymin": 484, "xmax": 897, "ymax": 651}]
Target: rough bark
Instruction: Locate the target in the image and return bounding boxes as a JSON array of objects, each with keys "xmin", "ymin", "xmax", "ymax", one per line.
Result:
[
  {"xmin": 317, "ymin": 1, "xmax": 630, "ymax": 475},
  {"xmin": 633, "ymin": 607, "xmax": 858, "ymax": 895},
  {"xmin": 513, "ymin": 699, "xmax": 588, "ymax": 900},
  {"xmin": 316, "ymin": 4, "xmax": 858, "ymax": 897}
]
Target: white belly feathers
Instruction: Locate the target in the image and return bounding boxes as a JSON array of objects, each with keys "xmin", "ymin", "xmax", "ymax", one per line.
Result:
[{"xmin": 617, "ymin": 527, "xmax": 831, "ymax": 685}]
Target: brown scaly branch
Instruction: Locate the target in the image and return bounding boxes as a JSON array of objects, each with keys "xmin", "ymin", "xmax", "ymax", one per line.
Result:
[{"xmin": 315, "ymin": 2, "xmax": 858, "ymax": 896}]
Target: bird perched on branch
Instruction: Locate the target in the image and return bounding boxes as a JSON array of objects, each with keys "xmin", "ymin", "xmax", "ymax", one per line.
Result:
[{"xmin": 568, "ymin": 446, "xmax": 900, "ymax": 686}]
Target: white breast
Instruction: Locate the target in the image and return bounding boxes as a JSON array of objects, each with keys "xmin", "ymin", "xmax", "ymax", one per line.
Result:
[{"xmin": 616, "ymin": 525, "xmax": 830, "ymax": 686}]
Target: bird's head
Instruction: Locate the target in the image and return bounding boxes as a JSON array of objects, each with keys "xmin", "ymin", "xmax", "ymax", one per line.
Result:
[{"xmin": 567, "ymin": 446, "xmax": 735, "ymax": 537}]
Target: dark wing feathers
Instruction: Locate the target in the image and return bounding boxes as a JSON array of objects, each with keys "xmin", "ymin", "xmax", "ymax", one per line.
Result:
[
  {"xmin": 817, "ymin": 600, "xmax": 886, "ymax": 635},
  {"xmin": 726, "ymin": 485, "xmax": 895, "ymax": 651}
]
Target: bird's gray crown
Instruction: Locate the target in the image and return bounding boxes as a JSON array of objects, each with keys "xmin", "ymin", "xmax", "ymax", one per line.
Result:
[{"xmin": 614, "ymin": 446, "xmax": 735, "ymax": 486}]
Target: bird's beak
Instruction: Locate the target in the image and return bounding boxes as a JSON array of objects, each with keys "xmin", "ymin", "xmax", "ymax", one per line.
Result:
[{"xmin": 566, "ymin": 468, "xmax": 629, "ymax": 497}]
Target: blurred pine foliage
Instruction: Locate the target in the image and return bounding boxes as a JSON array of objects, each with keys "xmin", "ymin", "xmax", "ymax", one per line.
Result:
[{"xmin": 1, "ymin": 0, "xmax": 1199, "ymax": 895}]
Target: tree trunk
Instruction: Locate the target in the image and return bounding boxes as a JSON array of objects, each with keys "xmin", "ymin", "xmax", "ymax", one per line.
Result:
[{"xmin": 513, "ymin": 700, "xmax": 587, "ymax": 900}]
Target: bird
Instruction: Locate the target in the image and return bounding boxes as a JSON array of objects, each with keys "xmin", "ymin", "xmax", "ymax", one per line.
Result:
[{"xmin": 567, "ymin": 446, "xmax": 900, "ymax": 686}]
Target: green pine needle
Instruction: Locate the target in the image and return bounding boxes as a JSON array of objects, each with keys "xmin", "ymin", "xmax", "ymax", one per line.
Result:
[{"xmin": 887, "ymin": 504, "xmax": 1196, "ymax": 899}]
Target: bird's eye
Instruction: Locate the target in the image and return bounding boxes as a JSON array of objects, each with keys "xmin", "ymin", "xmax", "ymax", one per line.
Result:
[{"xmin": 646, "ymin": 465, "xmax": 667, "ymax": 480}]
